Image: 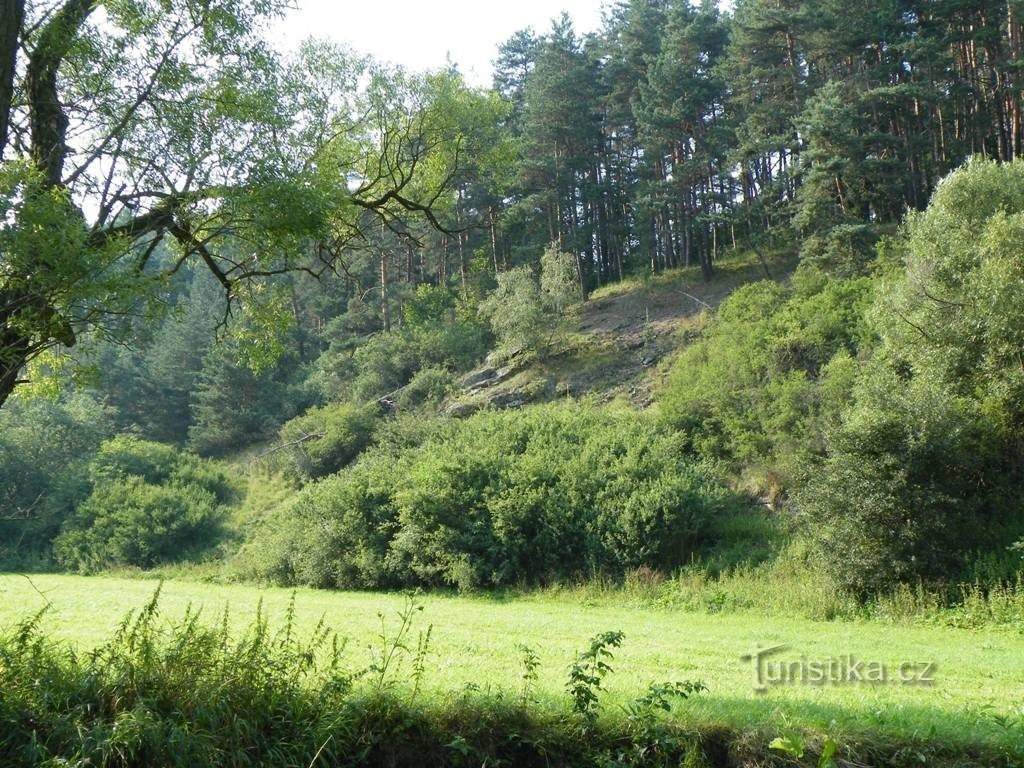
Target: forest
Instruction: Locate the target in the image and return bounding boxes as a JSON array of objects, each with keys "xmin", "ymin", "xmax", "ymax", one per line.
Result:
[{"xmin": 2, "ymin": 1, "xmax": 1024, "ymax": 766}]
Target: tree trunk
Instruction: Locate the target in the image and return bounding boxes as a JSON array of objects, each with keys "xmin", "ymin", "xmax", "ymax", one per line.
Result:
[
  {"xmin": 0, "ymin": 0, "xmax": 23, "ymax": 155},
  {"xmin": 0, "ymin": 326, "xmax": 31, "ymax": 410},
  {"xmin": 380, "ymin": 250, "xmax": 390, "ymax": 333}
]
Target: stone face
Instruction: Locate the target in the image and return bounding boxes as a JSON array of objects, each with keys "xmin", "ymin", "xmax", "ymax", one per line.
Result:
[
  {"xmin": 484, "ymin": 346, "xmax": 525, "ymax": 368},
  {"xmin": 445, "ymin": 402, "xmax": 481, "ymax": 419},
  {"xmin": 463, "ymin": 365, "xmax": 518, "ymax": 393},
  {"xmin": 461, "ymin": 367, "xmax": 497, "ymax": 388},
  {"xmin": 487, "ymin": 389, "xmax": 529, "ymax": 410}
]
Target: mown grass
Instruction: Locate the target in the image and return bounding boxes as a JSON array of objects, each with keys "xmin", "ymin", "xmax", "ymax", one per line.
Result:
[{"xmin": 1, "ymin": 574, "xmax": 1022, "ymax": 766}]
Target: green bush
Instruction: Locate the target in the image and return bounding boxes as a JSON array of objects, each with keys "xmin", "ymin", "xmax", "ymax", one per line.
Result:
[
  {"xmin": 796, "ymin": 373, "xmax": 996, "ymax": 597},
  {"xmin": 239, "ymin": 403, "xmax": 746, "ymax": 590},
  {"xmin": 659, "ymin": 276, "xmax": 873, "ymax": 488},
  {"xmin": 478, "ymin": 266, "xmax": 546, "ymax": 354},
  {"xmin": 314, "ymin": 313, "xmax": 488, "ymax": 405},
  {"xmin": 53, "ymin": 479, "xmax": 222, "ymax": 572},
  {"xmin": 277, "ymin": 403, "xmax": 379, "ymax": 482},
  {"xmin": 0, "ymin": 394, "xmax": 114, "ymax": 564},
  {"xmin": 396, "ymin": 366, "xmax": 455, "ymax": 410},
  {"xmin": 540, "ymin": 242, "xmax": 582, "ymax": 314},
  {"xmin": 799, "ymin": 223, "xmax": 880, "ymax": 277},
  {"xmin": 798, "ymin": 159, "xmax": 1024, "ymax": 595},
  {"xmin": 88, "ymin": 436, "xmax": 182, "ymax": 485},
  {"xmin": 52, "ymin": 438, "xmax": 236, "ymax": 572}
]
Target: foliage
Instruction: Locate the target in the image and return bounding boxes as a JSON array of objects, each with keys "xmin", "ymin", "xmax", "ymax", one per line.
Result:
[
  {"xmin": 396, "ymin": 366, "xmax": 455, "ymax": 411},
  {"xmin": 797, "ymin": 375, "xmax": 997, "ymax": 596},
  {"xmin": 53, "ymin": 479, "xmax": 223, "ymax": 573},
  {"xmin": 237, "ymin": 403, "xmax": 744, "ymax": 590},
  {"xmin": 0, "ymin": 3, "xmax": 472, "ymax": 410},
  {"xmin": 659, "ymin": 275, "xmax": 873, "ymax": 487},
  {"xmin": 312, "ymin": 301, "xmax": 489, "ymax": 405},
  {"xmin": 277, "ymin": 402, "xmax": 379, "ymax": 482},
  {"xmin": 0, "ymin": 394, "xmax": 114, "ymax": 564},
  {"xmin": 478, "ymin": 266, "xmax": 546, "ymax": 354},
  {"xmin": 567, "ymin": 630, "xmax": 624, "ymax": 719},
  {"xmin": 799, "ymin": 223, "xmax": 880, "ymax": 278},
  {"xmin": 52, "ymin": 437, "xmax": 236, "ymax": 572},
  {"xmin": 539, "ymin": 242, "xmax": 582, "ymax": 315},
  {"xmin": 800, "ymin": 159, "xmax": 1024, "ymax": 594},
  {"xmin": 188, "ymin": 338, "xmax": 306, "ymax": 457}
]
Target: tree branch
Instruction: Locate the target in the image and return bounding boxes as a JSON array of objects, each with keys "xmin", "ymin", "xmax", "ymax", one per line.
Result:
[{"xmin": 26, "ymin": 0, "xmax": 98, "ymax": 184}]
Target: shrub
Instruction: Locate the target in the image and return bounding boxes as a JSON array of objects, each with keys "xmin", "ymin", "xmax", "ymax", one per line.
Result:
[
  {"xmin": 796, "ymin": 374, "xmax": 994, "ymax": 596},
  {"xmin": 53, "ymin": 479, "xmax": 222, "ymax": 572},
  {"xmin": 798, "ymin": 159, "xmax": 1024, "ymax": 596},
  {"xmin": 0, "ymin": 394, "xmax": 114, "ymax": 564},
  {"xmin": 277, "ymin": 403, "xmax": 378, "ymax": 482},
  {"xmin": 540, "ymin": 242, "xmax": 582, "ymax": 314},
  {"xmin": 799, "ymin": 223, "xmax": 879, "ymax": 277},
  {"xmin": 478, "ymin": 266, "xmax": 546, "ymax": 354},
  {"xmin": 238, "ymin": 403, "xmax": 746, "ymax": 590},
  {"xmin": 659, "ymin": 277, "xmax": 873, "ymax": 487},
  {"xmin": 52, "ymin": 438, "xmax": 236, "ymax": 572},
  {"xmin": 316, "ymin": 315, "xmax": 487, "ymax": 405},
  {"xmin": 396, "ymin": 367, "xmax": 455, "ymax": 410},
  {"xmin": 88, "ymin": 435, "xmax": 181, "ymax": 485},
  {"xmin": 233, "ymin": 457, "xmax": 399, "ymax": 589}
]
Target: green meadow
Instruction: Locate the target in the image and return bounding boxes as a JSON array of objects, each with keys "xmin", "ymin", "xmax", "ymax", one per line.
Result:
[{"xmin": 4, "ymin": 574, "xmax": 1022, "ymax": 757}]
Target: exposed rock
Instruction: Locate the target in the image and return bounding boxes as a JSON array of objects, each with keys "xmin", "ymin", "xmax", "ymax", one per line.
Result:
[
  {"xmin": 640, "ymin": 353, "xmax": 662, "ymax": 368},
  {"xmin": 484, "ymin": 346, "xmax": 525, "ymax": 368},
  {"xmin": 461, "ymin": 367, "xmax": 497, "ymax": 388},
  {"xmin": 465, "ymin": 365, "xmax": 519, "ymax": 393},
  {"xmin": 445, "ymin": 402, "xmax": 481, "ymax": 419},
  {"xmin": 487, "ymin": 389, "xmax": 531, "ymax": 410}
]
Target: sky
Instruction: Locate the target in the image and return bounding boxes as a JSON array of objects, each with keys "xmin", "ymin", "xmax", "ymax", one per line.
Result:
[{"xmin": 270, "ymin": 0, "xmax": 610, "ymax": 87}]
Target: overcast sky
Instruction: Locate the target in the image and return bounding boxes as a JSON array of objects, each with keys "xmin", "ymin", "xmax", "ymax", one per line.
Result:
[{"xmin": 271, "ymin": 0, "xmax": 610, "ymax": 86}]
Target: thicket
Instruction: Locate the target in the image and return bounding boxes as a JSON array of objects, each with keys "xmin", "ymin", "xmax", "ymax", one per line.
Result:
[
  {"xmin": 276, "ymin": 403, "xmax": 380, "ymax": 483},
  {"xmin": 52, "ymin": 437, "xmax": 238, "ymax": 573},
  {"xmin": 236, "ymin": 403, "xmax": 745, "ymax": 590},
  {"xmin": 797, "ymin": 159, "xmax": 1024, "ymax": 595},
  {"xmin": 0, "ymin": 395, "xmax": 115, "ymax": 566},
  {"xmin": 659, "ymin": 272, "xmax": 874, "ymax": 491},
  {"xmin": 661, "ymin": 160, "xmax": 1024, "ymax": 596}
]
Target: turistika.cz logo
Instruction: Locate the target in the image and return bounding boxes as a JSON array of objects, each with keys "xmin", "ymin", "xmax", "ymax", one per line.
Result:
[{"xmin": 741, "ymin": 644, "xmax": 937, "ymax": 693}]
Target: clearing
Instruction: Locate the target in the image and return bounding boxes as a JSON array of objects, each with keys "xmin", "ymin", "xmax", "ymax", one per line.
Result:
[{"xmin": 2, "ymin": 574, "xmax": 1021, "ymax": 757}]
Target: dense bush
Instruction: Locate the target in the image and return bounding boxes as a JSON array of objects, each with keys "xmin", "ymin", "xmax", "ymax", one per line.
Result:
[
  {"xmin": 478, "ymin": 266, "xmax": 546, "ymax": 353},
  {"xmin": 799, "ymin": 223, "xmax": 880, "ymax": 278},
  {"xmin": 53, "ymin": 479, "xmax": 223, "ymax": 572},
  {"xmin": 659, "ymin": 274, "xmax": 873, "ymax": 489},
  {"xmin": 796, "ymin": 374, "xmax": 997, "ymax": 596},
  {"xmin": 277, "ymin": 403, "xmax": 379, "ymax": 482},
  {"xmin": 53, "ymin": 437, "xmax": 237, "ymax": 572},
  {"xmin": 311, "ymin": 293, "xmax": 489, "ymax": 405},
  {"xmin": 237, "ymin": 403, "xmax": 746, "ymax": 590},
  {"xmin": 396, "ymin": 366, "xmax": 455, "ymax": 410},
  {"xmin": 799, "ymin": 159, "xmax": 1024, "ymax": 594},
  {"xmin": 0, "ymin": 394, "xmax": 114, "ymax": 564}
]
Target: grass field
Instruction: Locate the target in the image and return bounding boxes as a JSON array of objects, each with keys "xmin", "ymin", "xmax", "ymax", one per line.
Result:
[{"xmin": 2, "ymin": 573, "xmax": 1022, "ymax": 758}]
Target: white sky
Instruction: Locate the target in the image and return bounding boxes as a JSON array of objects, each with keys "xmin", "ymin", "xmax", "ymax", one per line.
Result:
[{"xmin": 270, "ymin": 0, "xmax": 610, "ymax": 86}]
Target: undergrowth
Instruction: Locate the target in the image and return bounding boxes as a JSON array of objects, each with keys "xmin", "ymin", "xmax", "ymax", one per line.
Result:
[{"xmin": 0, "ymin": 585, "xmax": 1019, "ymax": 768}]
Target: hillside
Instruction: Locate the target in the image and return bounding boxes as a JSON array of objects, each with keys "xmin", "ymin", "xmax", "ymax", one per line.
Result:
[{"xmin": 443, "ymin": 252, "xmax": 798, "ymax": 416}]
